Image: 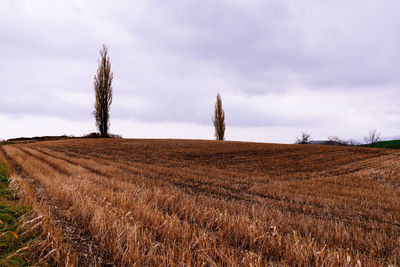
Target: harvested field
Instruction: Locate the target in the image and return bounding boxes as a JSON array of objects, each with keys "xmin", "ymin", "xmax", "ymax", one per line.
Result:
[{"xmin": 1, "ymin": 138, "xmax": 400, "ymax": 266}]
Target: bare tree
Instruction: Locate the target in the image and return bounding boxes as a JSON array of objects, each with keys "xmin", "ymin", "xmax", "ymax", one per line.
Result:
[
  {"xmin": 93, "ymin": 45, "xmax": 113, "ymax": 138},
  {"xmin": 364, "ymin": 129, "xmax": 381, "ymax": 145},
  {"xmin": 327, "ymin": 136, "xmax": 341, "ymax": 145},
  {"xmin": 327, "ymin": 136, "xmax": 362, "ymax": 146},
  {"xmin": 346, "ymin": 139, "xmax": 361, "ymax": 146},
  {"xmin": 213, "ymin": 93, "xmax": 225, "ymax": 140},
  {"xmin": 296, "ymin": 132, "xmax": 311, "ymax": 144}
]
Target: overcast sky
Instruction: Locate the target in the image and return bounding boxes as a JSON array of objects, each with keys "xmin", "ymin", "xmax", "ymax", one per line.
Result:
[{"xmin": 1, "ymin": 0, "xmax": 400, "ymax": 143}]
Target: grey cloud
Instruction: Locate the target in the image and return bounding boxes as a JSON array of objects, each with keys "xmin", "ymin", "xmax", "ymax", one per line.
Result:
[
  {"xmin": 0, "ymin": 90, "xmax": 92, "ymax": 121},
  {"xmin": 114, "ymin": 0, "xmax": 400, "ymax": 90},
  {"xmin": 1, "ymin": 0, "xmax": 400, "ymax": 140}
]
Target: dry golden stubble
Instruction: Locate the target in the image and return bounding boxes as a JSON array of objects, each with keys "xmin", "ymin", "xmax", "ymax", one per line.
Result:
[{"xmin": 3, "ymin": 139, "xmax": 400, "ymax": 265}]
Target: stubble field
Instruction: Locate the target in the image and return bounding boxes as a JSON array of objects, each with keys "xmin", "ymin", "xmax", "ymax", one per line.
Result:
[{"xmin": 1, "ymin": 139, "xmax": 400, "ymax": 266}]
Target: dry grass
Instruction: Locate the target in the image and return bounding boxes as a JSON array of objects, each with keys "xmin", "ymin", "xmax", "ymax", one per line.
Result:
[{"xmin": 1, "ymin": 138, "xmax": 400, "ymax": 266}]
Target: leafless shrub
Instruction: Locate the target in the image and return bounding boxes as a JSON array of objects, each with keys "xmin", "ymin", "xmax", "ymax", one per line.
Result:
[
  {"xmin": 326, "ymin": 137, "xmax": 361, "ymax": 147},
  {"xmin": 346, "ymin": 139, "xmax": 361, "ymax": 146},
  {"xmin": 327, "ymin": 136, "xmax": 342, "ymax": 145},
  {"xmin": 364, "ymin": 129, "xmax": 381, "ymax": 145},
  {"xmin": 296, "ymin": 132, "xmax": 311, "ymax": 144}
]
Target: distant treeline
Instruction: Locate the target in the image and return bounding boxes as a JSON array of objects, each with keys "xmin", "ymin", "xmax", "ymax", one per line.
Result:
[{"xmin": 2, "ymin": 133, "xmax": 122, "ymax": 144}]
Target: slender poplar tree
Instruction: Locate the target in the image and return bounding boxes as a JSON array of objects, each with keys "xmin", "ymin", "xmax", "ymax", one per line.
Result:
[
  {"xmin": 213, "ymin": 93, "xmax": 225, "ymax": 140},
  {"xmin": 93, "ymin": 45, "xmax": 113, "ymax": 138}
]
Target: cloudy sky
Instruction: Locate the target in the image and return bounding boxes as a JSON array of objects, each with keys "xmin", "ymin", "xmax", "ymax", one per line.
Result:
[{"xmin": 1, "ymin": 0, "xmax": 400, "ymax": 143}]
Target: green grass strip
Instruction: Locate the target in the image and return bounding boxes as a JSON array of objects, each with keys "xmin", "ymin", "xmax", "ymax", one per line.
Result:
[
  {"xmin": 362, "ymin": 140, "xmax": 400, "ymax": 149},
  {"xmin": 0, "ymin": 162, "xmax": 34, "ymax": 266}
]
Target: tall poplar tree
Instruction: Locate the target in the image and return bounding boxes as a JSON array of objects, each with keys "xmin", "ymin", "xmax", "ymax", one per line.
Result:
[
  {"xmin": 213, "ymin": 93, "xmax": 225, "ymax": 140},
  {"xmin": 93, "ymin": 45, "xmax": 113, "ymax": 138}
]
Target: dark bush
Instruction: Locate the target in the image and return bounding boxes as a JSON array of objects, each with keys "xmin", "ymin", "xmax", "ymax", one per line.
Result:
[
  {"xmin": 82, "ymin": 132, "xmax": 121, "ymax": 138},
  {"xmin": 83, "ymin": 132, "xmax": 102, "ymax": 138}
]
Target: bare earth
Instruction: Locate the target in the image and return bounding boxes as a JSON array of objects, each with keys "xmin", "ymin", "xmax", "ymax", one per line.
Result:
[{"xmin": 1, "ymin": 139, "xmax": 400, "ymax": 266}]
